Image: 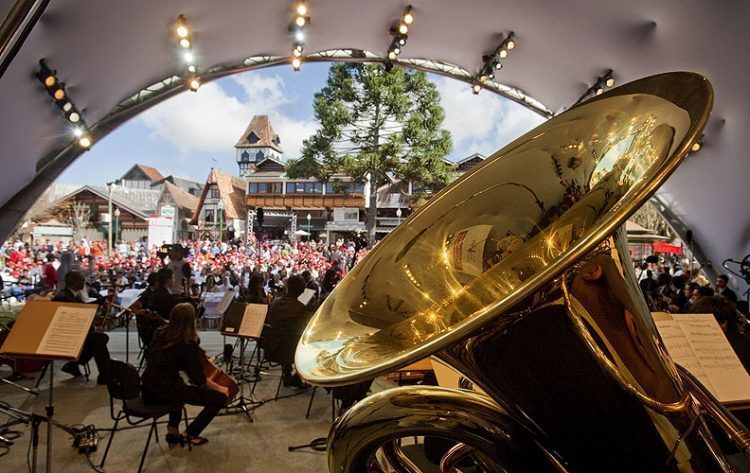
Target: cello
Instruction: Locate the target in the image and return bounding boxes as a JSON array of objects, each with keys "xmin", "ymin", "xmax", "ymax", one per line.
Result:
[{"xmin": 199, "ymin": 347, "xmax": 239, "ymax": 401}]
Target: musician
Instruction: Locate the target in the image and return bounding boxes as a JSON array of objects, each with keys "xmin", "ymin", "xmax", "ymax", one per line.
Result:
[
  {"xmin": 141, "ymin": 303, "xmax": 228, "ymax": 446},
  {"xmin": 130, "ymin": 272, "xmax": 166, "ymax": 347},
  {"xmin": 263, "ymin": 275, "xmax": 311, "ymax": 389},
  {"xmin": 54, "ymin": 271, "xmax": 112, "ymax": 384},
  {"xmin": 148, "ymin": 268, "xmax": 184, "ymax": 320},
  {"xmin": 166, "ymin": 245, "xmax": 191, "ymax": 295},
  {"xmin": 715, "ymin": 274, "xmax": 738, "ymax": 302}
]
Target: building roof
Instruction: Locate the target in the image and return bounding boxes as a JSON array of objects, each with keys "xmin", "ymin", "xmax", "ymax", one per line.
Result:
[
  {"xmin": 234, "ymin": 115, "xmax": 283, "ymax": 153},
  {"xmin": 160, "ymin": 181, "xmax": 200, "ymax": 212},
  {"xmin": 455, "ymin": 153, "xmax": 487, "ymax": 165},
  {"xmin": 191, "ymin": 168, "xmax": 247, "ymax": 223},
  {"xmin": 154, "ymin": 175, "xmax": 204, "ymax": 194},
  {"xmin": 121, "ymin": 164, "xmax": 164, "ymax": 183},
  {"xmin": 56, "ymin": 185, "xmax": 153, "ymax": 220}
]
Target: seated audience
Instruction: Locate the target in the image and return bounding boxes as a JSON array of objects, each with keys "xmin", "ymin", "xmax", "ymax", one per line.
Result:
[{"xmin": 690, "ymin": 296, "xmax": 750, "ymax": 373}]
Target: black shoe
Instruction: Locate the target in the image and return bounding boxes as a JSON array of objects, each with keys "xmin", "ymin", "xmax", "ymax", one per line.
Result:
[
  {"xmin": 61, "ymin": 362, "xmax": 82, "ymax": 378},
  {"xmin": 286, "ymin": 375, "xmax": 310, "ymax": 390}
]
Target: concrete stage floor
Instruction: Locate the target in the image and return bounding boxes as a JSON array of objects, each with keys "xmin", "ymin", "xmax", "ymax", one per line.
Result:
[{"xmin": 0, "ymin": 331, "xmax": 353, "ymax": 472}]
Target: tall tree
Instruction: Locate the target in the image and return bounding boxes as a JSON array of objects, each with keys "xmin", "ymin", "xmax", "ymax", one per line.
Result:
[{"xmin": 287, "ymin": 63, "xmax": 453, "ymax": 244}]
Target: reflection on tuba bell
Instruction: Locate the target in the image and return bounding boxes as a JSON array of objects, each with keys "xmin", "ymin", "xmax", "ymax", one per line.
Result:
[{"xmin": 296, "ymin": 72, "xmax": 750, "ymax": 472}]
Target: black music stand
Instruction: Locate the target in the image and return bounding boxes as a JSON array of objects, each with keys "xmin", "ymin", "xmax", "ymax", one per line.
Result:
[
  {"xmin": 0, "ymin": 301, "xmax": 98, "ymax": 473},
  {"xmin": 220, "ymin": 301, "xmax": 266, "ymax": 422}
]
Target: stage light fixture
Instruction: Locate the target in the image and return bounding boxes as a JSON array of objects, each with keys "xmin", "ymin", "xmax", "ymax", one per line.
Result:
[
  {"xmin": 296, "ymin": 15, "xmax": 306, "ymax": 27},
  {"xmin": 399, "ymin": 23, "xmax": 408, "ymax": 34},
  {"xmin": 188, "ymin": 65, "xmax": 196, "ymax": 73},
  {"xmin": 691, "ymin": 141, "xmax": 702, "ymax": 152},
  {"xmin": 187, "ymin": 76, "xmax": 201, "ymax": 91},
  {"xmin": 495, "ymin": 62, "xmax": 503, "ymax": 70},
  {"xmin": 388, "ymin": 50, "xmax": 397, "ymax": 60},
  {"xmin": 507, "ymin": 39, "xmax": 515, "ymax": 50},
  {"xmin": 78, "ymin": 136, "xmax": 92, "ymax": 148},
  {"xmin": 472, "ymin": 83, "xmax": 482, "ymax": 94},
  {"xmin": 44, "ymin": 75, "xmax": 55, "ymax": 87},
  {"xmin": 296, "ymin": 2, "xmax": 307, "ymax": 16},
  {"xmin": 53, "ymin": 88, "xmax": 65, "ymax": 100},
  {"xmin": 68, "ymin": 112, "xmax": 80, "ymax": 123},
  {"xmin": 399, "ymin": 36, "xmax": 407, "ymax": 46},
  {"xmin": 573, "ymin": 69, "xmax": 615, "ymax": 106},
  {"xmin": 295, "ymin": 30, "xmax": 304, "ymax": 43},
  {"xmin": 62, "ymin": 102, "xmax": 72, "ymax": 112},
  {"xmin": 183, "ymin": 51, "xmax": 194, "ymax": 63},
  {"xmin": 499, "ymin": 49, "xmax": 508, "ymax": 59},
  {"xmin": 606, "ymin": 77, "xmax": 615, "ymax": 87},
  {"xmin": 394, "ymin": 47, "xmax": 401, "ymax": 55},
  {"xmin": 293, "ymin": 48, "xmax": 302, "ymax": 58},
  {"xmin": 292, "ymin": 57, "xmax": 302, "ymax": 71},
  {"xmin": 179, "ymin": 38, "xmax": 191, "ymax": 49},
  {"xmin": 73, "ymin": 127, "xmax": 84, "ymax": 137},
  {"xmin": 403, "ymin": 7, "xmax": 414, "ymax": 25},
  {"xmin": 595, "ymin": 87, "xmax": 604, "ymax": 95}
]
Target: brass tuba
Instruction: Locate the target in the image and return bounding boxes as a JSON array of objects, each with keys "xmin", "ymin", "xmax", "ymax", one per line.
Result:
[{"xmin": 296, "ymin": 72, "xmax": 750, "ymax": 472}]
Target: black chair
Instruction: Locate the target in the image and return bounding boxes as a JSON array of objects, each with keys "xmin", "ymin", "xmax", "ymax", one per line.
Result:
[{"xmin": 100, "ymin": 360, "xmax": 189, "ymax": 473}]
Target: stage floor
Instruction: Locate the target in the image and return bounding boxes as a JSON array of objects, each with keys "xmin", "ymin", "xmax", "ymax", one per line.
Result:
[{"xmin": 0, "ymin": 331, "xmax": 351, "ymax": 472}]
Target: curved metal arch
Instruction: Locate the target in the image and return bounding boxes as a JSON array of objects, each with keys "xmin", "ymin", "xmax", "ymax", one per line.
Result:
[{"xmin": 1, "ymin": 49, "xmax": 553, "ymax": 239}]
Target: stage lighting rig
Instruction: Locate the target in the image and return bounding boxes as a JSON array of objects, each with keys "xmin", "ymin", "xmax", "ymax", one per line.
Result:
[
  {"xmin": 176, "ymin": 15, "xmax": 202, "ymax": 91},
  {"xmin": 472, "ymin": 32, "xmax": 515, "ymax": 94},
  {"xmin": 386, "ymin": 5, "xmax": 413, "ymax": 68},
  {"xmin": 290, "ymin": 2, "xmax": 310, "ymax": 70},
  {"xmin": 36, "ymin": 59, "xmax": 93, "ymax": 149},
  {"xmin": 573, "ymin": 69, "xmax": 615, "ymax": 106}
]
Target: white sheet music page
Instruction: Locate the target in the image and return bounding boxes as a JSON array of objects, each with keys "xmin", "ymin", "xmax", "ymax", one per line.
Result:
[
  {"xmin": 37, "ymin": 306, "xmax": 96, "ymax": 358},
  {"xmin": 238, "ymin": 303, "xmax": 267, "ymax": 338},
  {"xmin": 679, "ymin": 313, "xmax": 750, "ymax": 403},
  {"xmin": 298, "ymin": 288, "xmax": 315, "ymax": 306},
  {"xmin": 654, "ymin": 313, "xmax": 714, "ymax": 393},
  {"xmin": 216, "ymin": 291, "xmax": 235, "ymax": 315}
]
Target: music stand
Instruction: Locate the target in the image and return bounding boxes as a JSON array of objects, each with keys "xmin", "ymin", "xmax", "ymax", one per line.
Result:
[
  {"xmin": 0, "ymin": 301, "xmax": 97, "ymax": 473},
  {"xmin": 220, "ymin": 301, "xmax": 266, "ymax": 422}
]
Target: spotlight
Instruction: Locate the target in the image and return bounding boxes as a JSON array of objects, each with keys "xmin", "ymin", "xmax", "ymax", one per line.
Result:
[
  {"xmin": 179, "ymin": 38, "xmax": 191, "ymax": 49},
  {"xmin": 393, "ymin": 47, "xmax": 400, "ymax": 55},
  {"xmin": 295, "ymin": 43, "xmax": 304, "ymax": 52},
  {"xmin": 399, "ymin": 36, "xmax": 407, "ymax": 46},
  {"xmin": 62, "ymin": 102, "xmax": 73, "ymax": 112},
  {"xmin": 398, "ymin": 23, "xmax": 408, "ymax": 35},
  {"xmin": 506, "ymin": 39, "xmax": 515, "ymax": 50},
  {"xmin": 595, "ymin": 87, "xmax": 604, "ymax": 95},
  {"xmin": 472, "ymin": 83, "xmax": 482, "ymax": 95},
  {"xmin": 499, "ymin": 49, "xmax": 508, "ymax": 59},
  {"xmin": 183, "ymin": 51, "xmax": 194, "ymax": 63},
  {"xmin": 388, "ymin": 50, "xmax": 397, "ymax": 60},
  {"xmin": 188, "ymin": 64, "xmax": 196, "ymax": 73},
  {"xmin": 187, "ymin": 76, "xmax": 201, "ymax": 91},
  {"xmin": 295, "ymin": 30, "xmax": 304, "ymax": 42},
  {"xmin": 479, "ymin": 74, "xmax": 488, "ymax": 82},
  {"xmin": 606, "ymin": 77, "xmax": 615, "ymax": 87},
  {"xmin": 691, "ymin": 141, "xmax": 702, "ymax": 152},
  {"xmin": 495, "ymin": 62, "xmax": 503, "ymax": 70},
  {"xmin": 296, "ymin": 2, "xmax": 307, "ymax": 16},
  {"xmin": 403, "ymin": 11, "xmax": 414, "ymax": 25},
  {"xmin": 488, "ymin": 73, "xmax": 495, "ymax": 80},
  {"xmin": 292, "ymin": 57, "xmax": 302, "ymax": 71},
  {"xmin": 44, "ymin": 75, "xmax": 55, "ymax": 87},
  {"xmin": 293, "ymin": 48, "xmax": 302, "ymax": 58},
  {"xmin": 68, "ymin": 111, "xmax": 80, "ymax": 123},
  {"xmin": 78, "ymin": 136, "xmax": 92, "ymax": 148},
  {"xmin": 176, "ymin": 24, "xmax": 189, "ymax": 38},
  {"xmin": 53, "ymin": 88, "xmax": 65, "ymax": 100},
  {"xmin": 295, "ymin": 16, "xmax": 306, "ymax": 27},
  {"xmin": 73, "ymin": 127, "xmax": 84, "ymax": 137}
]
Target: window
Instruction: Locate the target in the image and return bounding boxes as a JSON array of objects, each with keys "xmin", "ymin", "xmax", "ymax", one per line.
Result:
[
  {"xmin": 352, "ymin": 183, "xmax": 365, "ymax": 193},
  {"xmin": 210, "ymin": 187, "xmax": 220, "ymax": 199},
  {"xmin": 240, "ymin": 150, "xmax": 250, "ymax": 162},
  {"xmin": 250, "ymin": 182, "xmax": 281, "ymax": 194},
  {"xmin": 247, "ymin": 132, "xmax": 259, "ymax": 144},
  {"xmin": 286, "ymin": 182, "xmax": 295, "ymax": 193},
  {"xmin": 256, "ymin": 150, "xmax": 264, "ymax": 161}
]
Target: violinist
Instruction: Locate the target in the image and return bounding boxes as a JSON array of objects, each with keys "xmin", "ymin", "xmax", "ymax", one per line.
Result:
[
  {"xmin": 141, "ymin": 303, "xmax": 228, "ymax": 447},
  {"xmin": 54, "ymin": 271, "xmax": 112, "ymax": 384}
]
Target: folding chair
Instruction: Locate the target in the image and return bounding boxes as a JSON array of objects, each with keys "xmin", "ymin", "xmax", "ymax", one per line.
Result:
[{"xmin": 100, "ymin": 360, "xmax": 189, "ymax": 473}]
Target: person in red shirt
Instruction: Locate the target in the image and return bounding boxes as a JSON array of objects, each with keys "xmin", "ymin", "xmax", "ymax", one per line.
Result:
[{"xmin": 42, "ymin": 254, "xmax": 57, "ymax": 290}]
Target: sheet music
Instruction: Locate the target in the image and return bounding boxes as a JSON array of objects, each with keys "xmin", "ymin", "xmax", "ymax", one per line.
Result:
[
  {"xmin": 36, "ymin": 306, "xmax": 96, "ymax": 358},
  {"xmin": 238, "ymin": 303, "xmax": 267, "ymax": 338},
  {"xmin": 216, "ymin": 291, "xmax": 235, "ymax": 315},
  {"xmin": 655, "ymin": 312, "xmax": 750, "ymax": 402},
  {"xmin": 298, "ymin": 288, "xmax": 315, "ymax": 306}
]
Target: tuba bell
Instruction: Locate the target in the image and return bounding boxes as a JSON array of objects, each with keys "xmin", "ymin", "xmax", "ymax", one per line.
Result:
[{"xmin": 296, "ymin": 72, "xmax": 750, "ymax": 472}]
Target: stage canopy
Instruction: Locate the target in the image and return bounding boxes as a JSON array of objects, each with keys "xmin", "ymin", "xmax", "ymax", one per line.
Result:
[{"xmin": 0, "ymin": 0, "xmax": 748, "ymax": 286}]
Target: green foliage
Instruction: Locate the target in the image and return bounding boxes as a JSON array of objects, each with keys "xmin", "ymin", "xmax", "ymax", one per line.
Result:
[{"xmin": 287, "ymin": 63, "xmax": 454, "ymax": 240}]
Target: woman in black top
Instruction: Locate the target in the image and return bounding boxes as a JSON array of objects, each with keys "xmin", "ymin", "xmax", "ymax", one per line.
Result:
[{"xmin": 141, "ymin": 303, "xmax": 228, "ymax": 446}]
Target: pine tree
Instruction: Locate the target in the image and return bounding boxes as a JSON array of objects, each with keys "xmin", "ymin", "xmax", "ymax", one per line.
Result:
[{"xmin": 287, "ymin": 63, "xmax": 453, "ymax": 244}]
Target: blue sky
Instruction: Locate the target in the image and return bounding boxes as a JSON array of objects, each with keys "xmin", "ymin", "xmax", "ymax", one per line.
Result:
[{"xmin": 57, "ymin": 63, "xmax": 546, "ymax": 185}]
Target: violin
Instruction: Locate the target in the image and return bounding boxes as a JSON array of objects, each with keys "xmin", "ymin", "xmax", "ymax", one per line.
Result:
[{"xmin": 199, "ymin": 347, "xmax": 238, "ymax": 402}]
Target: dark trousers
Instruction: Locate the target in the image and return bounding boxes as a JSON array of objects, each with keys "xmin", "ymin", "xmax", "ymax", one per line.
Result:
[
  {"xmin": 79, "ymin": 332, "xmax": 110, "ymax": 376},
  {"xmin": 165, "ymin": 386, "xmax": 227, "ymax": 436}
]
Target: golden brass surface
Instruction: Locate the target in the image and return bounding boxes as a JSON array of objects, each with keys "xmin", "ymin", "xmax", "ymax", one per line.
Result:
[
  {"xmin": 296, "ymin": 72, "xmax": 711, "ymax": 386},
  {"xmin": 295, "ymin": 72, "xmax": 750, "ymax": 472}
]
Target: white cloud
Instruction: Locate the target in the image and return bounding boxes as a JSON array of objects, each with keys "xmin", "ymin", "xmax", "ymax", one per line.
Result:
[
  {"xmin": 139, "ymin": 73, "xmax": 317, "ymax": 159},
  {"xmin": 433, "ymin": 76, "xmax": 546, "ymax": 161}
]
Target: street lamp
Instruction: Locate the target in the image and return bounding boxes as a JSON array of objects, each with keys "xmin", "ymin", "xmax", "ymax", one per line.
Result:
[
  {"xmin": 114, "ymin": 208, "xmax": 121, "ymax": 243},
  {"xmin": 306, "ymin": 213, "xmax": 312, "ymax": 241},
  {"xmin": 217, "ymin": 199, "xmax": 225, "ymax": 242},
  {"xmin": 106, "ymin": 181, "xmax": 116, "ymax": 257},
  {"xmin": 396, "ymin": 208, "xmax": 402, "ymax": 225}
]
